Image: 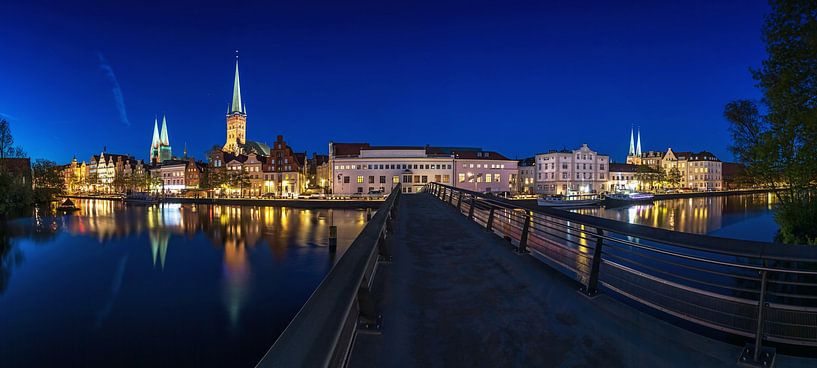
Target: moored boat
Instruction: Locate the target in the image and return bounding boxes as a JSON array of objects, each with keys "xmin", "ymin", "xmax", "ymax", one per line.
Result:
[
  {"xmin": 124, "ymin": 192, "xmax": 158, "ymax": 205},
  {"xmin": 56, "ymin": 198, "xmax": 79, "ymax": 212},
  {"xmin": 603, "ymin": 192, "xmax": 655, "ymax": 207},
  {"xmin": 537, "ymin": 195, "xmax": 601, "ymax": 208}
]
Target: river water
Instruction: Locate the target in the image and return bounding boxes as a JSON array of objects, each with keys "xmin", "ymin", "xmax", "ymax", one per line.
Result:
[
  {"xmin": 0, "ymin": 199, "xmax": 367, "ymax": 367},
  {"xmin": 0, "ymin": 193, "xmax": 782, "ymax": 367},
  {"xmin": 572, "ymin": 192, "xmax": 780, "ymax": 242}
]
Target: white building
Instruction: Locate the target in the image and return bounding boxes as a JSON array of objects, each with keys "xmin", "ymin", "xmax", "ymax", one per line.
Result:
[
  {"xmin": 606, "ymin": 163, "xmax": 639, "ymax": 192},
  {"xmin": 452, "ymin": 151, "xmax": 518, "ymax": 194},
  {"xmin": 534, "ymin": 144, "xmax": 609, "ymax": 195},
  {"xmin": 328, "ymin": 143, "xmax": 518, "ymax": 195}
]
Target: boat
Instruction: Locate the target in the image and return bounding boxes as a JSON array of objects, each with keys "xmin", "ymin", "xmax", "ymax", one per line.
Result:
[
  {"xmin": 124, "ymin": 192, "xmax": 158, "ymax": 205},
  {"xmin": 537, "ymin": 194, "xmax": 601, "ymax": 208},
  {"xmin": 603, "ymin": 192, "xmax": 655, "ymax": 207},
  {"xmin": 56, "ymin": 198, "xmax": 79, "ymax": 212}
]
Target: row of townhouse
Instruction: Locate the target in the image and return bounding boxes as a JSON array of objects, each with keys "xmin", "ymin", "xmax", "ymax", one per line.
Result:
[
  {"xmin": 322, "ymin": 142, "xmax": 518, "ymax": 195},
  {"xmin": 207, "ymin": 135, "xmax": 308, "ymax": 198},
  {"xmin": 515, "ymin": 144, "xmax": 724, "ymax": 195},
  {"xmin": 63, "ymin": 150, "xmax": 207, "ymax": 195}
]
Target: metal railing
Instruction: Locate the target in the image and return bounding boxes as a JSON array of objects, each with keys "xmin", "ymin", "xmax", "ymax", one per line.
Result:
[
  {"xmin": 256, "ymin": 184, "xmax": 401, "ymax": 368},
  {"xmin": 427, "ymin": 182, "xmax": 817, "ymax": 365}
]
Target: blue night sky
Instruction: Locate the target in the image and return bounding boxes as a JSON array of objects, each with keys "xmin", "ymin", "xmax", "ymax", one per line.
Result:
[{"xmin": 1, "ymin": 0, "xmax": 767, "ymax": 164}]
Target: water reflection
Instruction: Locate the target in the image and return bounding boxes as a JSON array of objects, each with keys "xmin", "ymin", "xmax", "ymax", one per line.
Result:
[
  {"xmin": 573, "ymin": 193, "xmax": 779, "ymax": 240},
  {"xmin": 0, "ymin": 199, "xmax": 367, "ymax": 367}
]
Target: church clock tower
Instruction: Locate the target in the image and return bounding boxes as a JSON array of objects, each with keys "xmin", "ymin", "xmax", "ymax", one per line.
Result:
[{"xmin": 223, "ymin": 55, "xmax": 247, "ymax": 154}]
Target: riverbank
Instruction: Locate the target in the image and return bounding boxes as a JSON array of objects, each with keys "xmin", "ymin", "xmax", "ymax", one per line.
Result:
[
  {"xmin": 652, "ymin": 188, "xmax": 776, "ymax": 200},
  {"xmin": 62, "ymin": 194, "xmax": 385, "ymax": 209},
  {"xmin": 510, "ymin": 188, "xmax": 776, "ymax": 208}
]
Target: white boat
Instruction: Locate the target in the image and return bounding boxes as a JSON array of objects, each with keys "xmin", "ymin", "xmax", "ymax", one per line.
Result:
[
  {"xmin": 537, "ymin": 195, "xmax": 601, "ymax": 207},
  {"xmin": 603, "ymin": 192, "xmax": 655, "ymax": 206}
]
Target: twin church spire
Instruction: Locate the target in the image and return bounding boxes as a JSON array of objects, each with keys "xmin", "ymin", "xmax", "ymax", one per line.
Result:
[
  {"xmin": 628, "ymin": 126, "xmax": 642, "ymax": 157},
  {"xmin": 150, "ymin": 115, "xmax": 172, "ymax": 164}
]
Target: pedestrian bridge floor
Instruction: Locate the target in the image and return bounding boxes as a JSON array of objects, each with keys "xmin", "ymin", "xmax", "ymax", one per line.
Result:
[{"xmin": 349, "ymin": 193, "xmax": 813, "ymax": 368}]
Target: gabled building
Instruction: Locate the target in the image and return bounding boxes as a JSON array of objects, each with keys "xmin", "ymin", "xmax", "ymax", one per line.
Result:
[{"xmin": 534, "ymin": 144, "xmax": 610, "ymax": 195}]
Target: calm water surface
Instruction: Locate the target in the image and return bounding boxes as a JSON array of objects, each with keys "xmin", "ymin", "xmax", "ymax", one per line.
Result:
[
  {"xmin": 573, "ymin": 193, "xmax": 780, "ymax": 242},
  {"xmin": 0, "ymin": 199, "xmax": 368, "ymax": 367}
]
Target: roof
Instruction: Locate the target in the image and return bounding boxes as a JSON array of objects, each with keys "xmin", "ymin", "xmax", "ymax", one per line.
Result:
[
  {"xmin": 518, "ymin": 157, "xmax": 535, "ymax": 166},
  {"xmin": 609, "ymin": 163, "xmax": 638, "ymax": 173},
  {"xmin": 294, "ymin": 152, "xmax": 306, "ymax": 166},
  {"xmin": 332, "ymin": 143, "xmax": 370, "ymax": 157},
  {"xmin": 241, "ymin": 141, "xmax": 270, "ymax": 156},
  {"xmin": 451, "ymin": 150, "xmax": 510, "ymax": 161}
]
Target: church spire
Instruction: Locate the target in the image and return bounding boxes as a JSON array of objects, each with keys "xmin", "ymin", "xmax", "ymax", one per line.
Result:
[
  {"xmin": 160, "ymin": 114, "xmax": 170, "ymax": 146},
  {"xmin": 231, "ymin": 52, "xmax": 243, "ymax": 114},
  {"xmin": 628, "ymin": 127, "xmax": 635, "ymax": 156},
  {"xmin": 636, "ymin": 128, "xmax": 642, "ymax": 156},
  {"xmin": 151, "ymin": 116, "xmax": 160, "ymax": 148}
]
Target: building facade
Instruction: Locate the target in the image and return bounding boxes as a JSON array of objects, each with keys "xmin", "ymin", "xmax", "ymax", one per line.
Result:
[
  {"xmin": 534, "ymin": 144, "xmax": 609, "ymax": 195},
  {"xmin": 328, "ymin": 143, "xmax": 517, "ymax": 195},
  {"xmin": 661, "ymin": 149, "xmax": 722, "ymax": 191},
  {"xmin": 605, "ymin": 163, "xmax": 639, "ymax": 192},
  {"xmin": 451, "ymin": 150, "xmax": 517, "ymax": 194},
  {"xmin": 517, "ymin": 157, "xmax": 536, "ymax": 194}
]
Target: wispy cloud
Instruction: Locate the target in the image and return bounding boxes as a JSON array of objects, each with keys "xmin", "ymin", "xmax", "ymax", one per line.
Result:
[
  {"xmin": 0, "ymin": 112, "xmax": 17, "ymax": 121},
  {"xmin": 97, "ymin": 52, "xmax": 130, "ymax": 126}
]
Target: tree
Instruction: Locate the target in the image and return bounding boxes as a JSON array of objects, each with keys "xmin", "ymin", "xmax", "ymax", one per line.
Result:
[
  {"xmin": 724, "ymin": 0, "xmax": 817, "ymax": 244},
  {"xmin": 667, "ymin": 167, "xmax": 682, "ymax": 189},
  {"xmin": 228, "ymin": 171, "xmax": 251, "ymax": 197},
  {"xmin": 32, "ymin": 159, "xmax": 65, "ymax": 202},
  {"xmin": 0, "ymin": 119, "xmax": 26, "ymax": 159},
  {"xmin": 634, "ymin": 165, "xmax": 659, "ymax": 191}
]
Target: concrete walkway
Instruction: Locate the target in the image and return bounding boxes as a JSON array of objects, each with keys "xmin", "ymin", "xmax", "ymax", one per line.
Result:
[{"xmin": 349, "ymin": 193, "xmax": 813, "ymax": 368}]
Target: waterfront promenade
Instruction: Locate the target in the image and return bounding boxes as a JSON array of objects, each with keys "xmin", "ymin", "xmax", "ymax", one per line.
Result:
[{"xmin": 347, "ymin": 193, "xmax": 814, "ymax": 367}]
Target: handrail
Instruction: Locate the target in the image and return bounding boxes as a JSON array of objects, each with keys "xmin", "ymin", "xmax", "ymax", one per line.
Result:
[
  {"xmin": 435, "ymin": 183, "xmax": 817, "ymax": 261},
  {"xmin": 256, "ymin": 184, "xmax": 401, "ymax": 368},
  {"xmin": 426, "ymin": 182, "xmax": 817, "ymax": 365}
]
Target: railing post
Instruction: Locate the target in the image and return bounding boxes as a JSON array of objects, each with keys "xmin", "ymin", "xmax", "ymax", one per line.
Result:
[
  {"xmin": 739, "ymin": 270, "xmax": 775, "ymax": 367},
  {"xmin": 582, "ymin": 227, "xmax": 604, "ymax": 297},
  {"xmin": 517, "ymin": 212, "xmax": 531, "ymax": 254},
  {"xmin": 457, "ymin": 191, "xmax": 463, "ymax": 211},
  {"xmin": 468, "ymin": 196, "xmax": 476, "ymax": 220},
  {"xmin": 486, "ymin": 207, "xmax": 495, "ymax": 231},
  {"xmin": 448, "ymin": 188, "xmax": 454, "ymax": 205}
]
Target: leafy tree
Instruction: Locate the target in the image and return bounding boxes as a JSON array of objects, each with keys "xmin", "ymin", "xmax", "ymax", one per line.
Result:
[
  {"xmin": 32, "ymin": 159, "xmax": 65, "ymax": 202},
  {"xmin": 228, "ymin": 171, "xmax": 251, "ymax": 197},
  {"xmin": 667, "ymin": 167, "xmax": 682, "ymax": 188},
  {"xmin": 724, "ymin": 0, "xmax": 817, "ymax": 244}
]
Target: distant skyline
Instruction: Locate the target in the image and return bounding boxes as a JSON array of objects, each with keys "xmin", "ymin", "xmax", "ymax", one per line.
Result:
[{"xmin": 1, "ymin": 0, "xmax": 768, "ymax": 163}]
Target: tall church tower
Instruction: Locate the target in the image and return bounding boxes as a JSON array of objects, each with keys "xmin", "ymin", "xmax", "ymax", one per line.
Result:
[
  {"xmin": 626, "ymin": 126, "xmax": 642, "ymax": 165},
  {"xmin": 223, "ymin": 55, "xmax": 247, "ymax": 154}
]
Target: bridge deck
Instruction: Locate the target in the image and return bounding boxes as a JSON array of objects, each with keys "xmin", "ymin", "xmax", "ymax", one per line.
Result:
[{"xmin": 349, "ymin": 193, "xmax": 812, "ymax": 367}]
